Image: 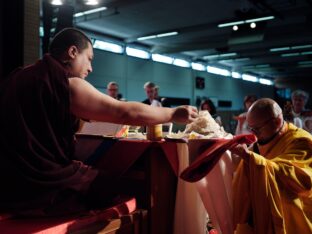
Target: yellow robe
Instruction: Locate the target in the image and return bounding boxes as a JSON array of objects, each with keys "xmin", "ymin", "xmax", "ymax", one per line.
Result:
[{"xmin": 233, "ymin": 123, "xmax": 312, "ymax": 234}]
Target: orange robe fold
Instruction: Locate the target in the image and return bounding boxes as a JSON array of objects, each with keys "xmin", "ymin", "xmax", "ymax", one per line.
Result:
[{"xmin": 233, "ymin": 123, "xmax": 312, "ymax": 234}]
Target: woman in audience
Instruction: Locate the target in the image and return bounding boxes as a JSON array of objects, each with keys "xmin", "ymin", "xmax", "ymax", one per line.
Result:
[
  {"xmin": 235, "ymin": 94, "xmax": 257, "ymax": 135},
  {"xmin": 200, "ymin": 99, "xmax": 222, "ymax": 126}
]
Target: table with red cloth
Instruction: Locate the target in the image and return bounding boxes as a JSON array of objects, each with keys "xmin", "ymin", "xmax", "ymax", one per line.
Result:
[{"xmin": 74, "ymin": 134, "xmax": 207, "ymax": 234}]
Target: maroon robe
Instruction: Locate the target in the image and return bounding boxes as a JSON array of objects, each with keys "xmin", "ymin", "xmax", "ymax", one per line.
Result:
[{"xmin": 0, "ymin": 54, "xmax": 98, "ymax": 215}]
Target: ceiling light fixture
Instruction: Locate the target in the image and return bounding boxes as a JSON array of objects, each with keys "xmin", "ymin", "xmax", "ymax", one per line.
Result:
[
  {"xmin": 191, "ymin": 63, "xmax": 206, "ymax": 71},
  {"xmin": 242, "ymin": 74, "xmax": 258, "ymax": 82},
  {"xmin": 259, "ymin": 78, "xmax": 273, "ymax": 85},
  {"xmin": 231, "ymin": 72, "xmax": 242, "ymax": 79},
  {"xmin": 203, "ymin": 52, "xmax": 237, "ymax": 60},
  {"xmin": 298, "ymin": 61, "xmax": 312, "ymax": 65},
  {"xmin": 74, "ymin": 7, "xmax": 107, "ymax": 17},
  {"xmin": 281, "ymin": 51, "xmax": 312, "ymax": 57},
  {"xmin": 270, "ymin": 44, "xmax": 312, "ymax": 52},
  {"xmin": 137, "ymin": 31, "xmax": 178, "ymax": 41},
  {"xmin": 232, "ymin": 25, "xmax": 239, "ymax": 31},
  {"xmin": 218, "ymin": 16, "xmax": 274, "ymax": 28},
  {"xmin": 51, "ymin": 0, "xmax": 62, "ymax": 5},
  {"xmin": 85, "ymin": 0, "xmax": 99, "ymax": 5},
  {"xmin": 126, "ymin": 47, "xmax": 150, "ymax": 59}
]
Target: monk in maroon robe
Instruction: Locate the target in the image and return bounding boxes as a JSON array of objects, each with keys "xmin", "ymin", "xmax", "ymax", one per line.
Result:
[{"xmin": 0, "ymin": 28, "xmax": 198, "ymax": 216}]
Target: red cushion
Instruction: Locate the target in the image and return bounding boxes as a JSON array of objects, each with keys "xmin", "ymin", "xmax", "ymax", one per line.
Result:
[{"xmin": 0, "ymin": 197, "xmax": 136, "ymax": 234}]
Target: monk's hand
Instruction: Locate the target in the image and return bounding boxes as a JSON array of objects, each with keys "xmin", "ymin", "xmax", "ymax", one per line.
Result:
[
  {"xmin": 171, "ymin": 105, "xmax": 198, "ymax": 124},
  {"xmin": 230, "ymin": 144, "xmax": 250, "ymax": 162}
]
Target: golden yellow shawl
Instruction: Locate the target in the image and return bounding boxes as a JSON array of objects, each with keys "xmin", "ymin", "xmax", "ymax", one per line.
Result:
[{"xmin": 233, "ymin": 123, "xmax": 312, "ymax": 234}]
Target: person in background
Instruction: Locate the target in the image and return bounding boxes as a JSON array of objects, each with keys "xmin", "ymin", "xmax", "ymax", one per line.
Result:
[
  {"xmin": 0, "ymin": 28, "xmax": 198, "ymax": 217},
  {"xmin": 200, "ymin": 99, "xmax": 222, "ymax": 126},
  {"xmin": 282, "ymin": 100, "xmax": 303, "ymax": 128},
  {"xmin": 142, "ymin": 81, "xmax": 161, "ymax": 106},
  {"xmin": 106, "ymin": 81, "xmax": 120, "ymax": 100},
  {"xmin": 291, "ymin": 89, "xmax": 312, "ymax": 133},
  {"xmin": 234, "ymin": 94, "xmax": 257, "ymax": 135},
  {"xmin": 230, "ymin": 98, "xmax": 312, "ymax": 234}
]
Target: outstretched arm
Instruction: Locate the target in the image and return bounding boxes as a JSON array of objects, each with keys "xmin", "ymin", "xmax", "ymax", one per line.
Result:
[{"xmin": 69, "ymin": 78, "xmax": 198, "ymax": 125}]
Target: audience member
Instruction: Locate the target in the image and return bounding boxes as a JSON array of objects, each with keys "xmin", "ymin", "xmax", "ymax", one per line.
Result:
[
  {"xmin": 142, "ymin": 81, "xmax": 161, "ymax": 106},
  {"xmin": 234, "ymin": 94, "xmax": 257, "ymax": 135},
  {"xmin": 0, "ymin": 28, "xmax": 198, "ymax": 216},
  {"xmin": 230, "ymin": 98, "xmax": 312, "ymax": 233},
  {"xmin": 106, "ymin": 81, "xmax": 120, "ymax": 100},
  {"xmin": 282, "ymin": 100, "xmax": 303, "ymax": 128},
  {"xmin": 200, "ymin": 99, "xmax": 222, "ymax": 126},
  {"xmin": 291, "ymin": 89, "xmax": 312, "ymax": 133}
]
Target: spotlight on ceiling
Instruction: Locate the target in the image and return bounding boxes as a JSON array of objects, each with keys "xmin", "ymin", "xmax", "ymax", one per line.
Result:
[
  {"xmin": 233, "ymin": 25, "xmax": 239, "ymax": 31},
  {"xmin": 250, "ymin": 22, "xmax": 256, "ymax": 28}
]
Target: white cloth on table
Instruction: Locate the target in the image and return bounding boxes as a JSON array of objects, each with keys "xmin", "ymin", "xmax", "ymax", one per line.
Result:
[
  {"xmin": 195, "ymin": 151, "xmax": 234, "ymax": 234},
  {"xmin": 174, "ymin": 143, "xmax": 207, "ymax": 234}
]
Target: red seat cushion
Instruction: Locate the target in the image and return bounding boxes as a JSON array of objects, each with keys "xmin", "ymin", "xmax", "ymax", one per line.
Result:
[{"xmin": 0, "ymin": 197, "xmax": 136, "ymax": 234}]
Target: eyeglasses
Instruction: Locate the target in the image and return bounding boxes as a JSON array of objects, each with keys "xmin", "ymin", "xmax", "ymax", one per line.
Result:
[{"xmin": 247, "ymin": 117, "xmax": 274, "ymax": 134}]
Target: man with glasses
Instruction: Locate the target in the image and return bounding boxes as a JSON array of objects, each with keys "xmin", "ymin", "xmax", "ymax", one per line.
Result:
[
  {"xmin": 230, "ymin": 98, "xmax": 312, "ymax": 234},
  {"xmin": 106, "ymin": 81, "xmax": 120, "ymax": 100}
]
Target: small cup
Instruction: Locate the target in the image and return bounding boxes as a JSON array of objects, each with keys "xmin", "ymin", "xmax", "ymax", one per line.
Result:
[{"xmin": 146, "ymin": 124, "xmax": 163, "ymax": 141}]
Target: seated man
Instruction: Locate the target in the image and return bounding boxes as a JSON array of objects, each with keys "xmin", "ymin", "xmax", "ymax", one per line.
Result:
[
  {"xmin": 0, "ymin": 28, "xmax": 198, "ymax": 217},
  {"xmin": 230, "ymin": 98, "xmax": 312, "ymax": 233}
]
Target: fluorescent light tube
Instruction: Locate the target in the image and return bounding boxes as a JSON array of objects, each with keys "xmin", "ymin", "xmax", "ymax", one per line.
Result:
[
  {"xmin": 245, "ymin": 16, "xmax": 275, "ymax": 23},
  {"xmin": 281, "ymin": 53, "xmax": 300, "ymax": 57},
  {"xmin": 74, "ymin": 7, "xmax": 107, "ymax": 17},
  {"xmin": 157, "ymin": 31, "xmax": 178, "ymax": 38},
  {"xmin": 191, "ymin": 63, "xmax": 206, "ymax": 71},
  {"xmin": 137, "ymin": 35, "xmax": 157, "ymax": 41},
  {"xmin": 291, "ymin": 45, "xmax": 312, "ymax": 50},
  {"xmin": 242, "ymin": 74, "xmax": 258, "ymax": 82},
  {"xmin": 219, "ymin": 16, "xmax": 274, "ymax": 28},
  {"xmin": 270, "ymin": 47, "xmax": 290, "ymax": 52},
  {"xmin": 173, "ymin": 59, "xmax": 190, "ymax": 68},
  {"xmin": 218, "ymin": 21, "xmax": 244, "ymax": 28},
  {"xmin": 259, "ymin": 78, "xmax": 273, "ymax": 85},
  {"xmin": 302, "ymin": 51, "xmax": 312, "ymax": 55},
  {"xmin": 85, "ymin": 0, "xmax": 99, "ymax": 5},
  {"xmin": 51, "ymin": 0, "xmax": 62, "ymax": 5},
  {"xmin": 207, "ymin": 66, "xmax": 231, "ymax": 76},
  {"xmin": 151, "ymin": 54, "xmax": 174, "ymax": 64},
  {"xmin": 126, "ymin": 47, "xmax": 150, "ymax": 59},
  {"xmin": 93, "ymin": 40, "xmax": 123, "ymax": 54},
  {"xmin": 137, "ymin": 31, "xmax": 178, "ymax": 41},
  {"xmin": 232, "ymin": 72, "xmax": 241, "ymax": 79}
]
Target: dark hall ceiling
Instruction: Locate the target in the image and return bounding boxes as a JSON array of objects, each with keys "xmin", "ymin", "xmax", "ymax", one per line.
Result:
[{"xmin": 46, "ymin": 0, "xmax": 312, "ymax": 89}]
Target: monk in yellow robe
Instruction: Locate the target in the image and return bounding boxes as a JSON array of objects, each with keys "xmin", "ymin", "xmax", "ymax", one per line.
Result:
[{"xmin": 230, "ymin": 98, "xmax": 312, "ymax": 234}]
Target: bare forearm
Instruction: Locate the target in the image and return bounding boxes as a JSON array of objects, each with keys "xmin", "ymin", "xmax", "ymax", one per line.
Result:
[{"xmin": 113, "ymin": 102, "xmax": 174, "ymax": 125}]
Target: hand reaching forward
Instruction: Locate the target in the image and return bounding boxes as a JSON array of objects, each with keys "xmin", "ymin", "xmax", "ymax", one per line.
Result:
[
  {"xmin": 171, "ymin": 106, "xmax": 198, "ymax": 124},
  {"xmin": 229, "ymin": 144, "xmax": 251, "ymax": 162}
]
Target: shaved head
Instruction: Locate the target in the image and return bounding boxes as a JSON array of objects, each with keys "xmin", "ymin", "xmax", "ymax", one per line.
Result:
[
  {"xmin": 246, "ymin": 98, "xmax": 284, "ymax": 144},
  {"xmin": 247, "ymin": 98, "xmax": 283, "ymax": 121}
]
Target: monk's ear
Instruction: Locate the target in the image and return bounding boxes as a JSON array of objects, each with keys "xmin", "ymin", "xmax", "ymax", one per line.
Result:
[
  {"xmin": 67, "ymin": 45, "xmax": 79, "ymax": 59},
  {"xmin": 274, "ymin": 115, "xmax": 283, "ymax": 127}
]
